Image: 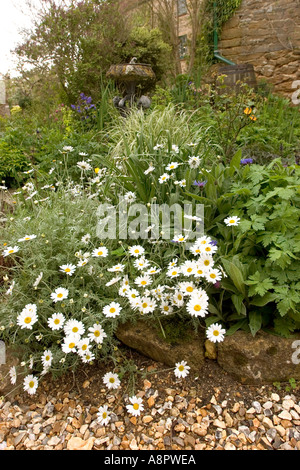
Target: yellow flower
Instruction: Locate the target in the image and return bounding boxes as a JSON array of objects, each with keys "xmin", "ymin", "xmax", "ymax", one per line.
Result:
[
  {"xmin": 95, "ymin": 168, "xmax": 100, "ymax": 174},
  {"xmin": 244, "ymin": 107, "xmax": 252, "ymax": 115}
]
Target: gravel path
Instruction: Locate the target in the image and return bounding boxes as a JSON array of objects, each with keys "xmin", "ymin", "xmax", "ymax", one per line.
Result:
[{"xmin": 1, "ymin": 351, "xmax": 300, "ymax": 451}]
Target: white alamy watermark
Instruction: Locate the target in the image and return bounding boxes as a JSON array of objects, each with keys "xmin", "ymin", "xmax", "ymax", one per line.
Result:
[
  {"xmin": 0, "ymin": 341, "xmax": 5, "ymax": 365},
  {"xmin": 291, "ymin": 340, "xmax": 300, "ymax": 365},
  {"xmin": 292, "ymin": 81, "xmax": 300, "ymax": 105},
  {"xmin": 96, "ymin": 200, "xmax": 204, "ymax": 244}
]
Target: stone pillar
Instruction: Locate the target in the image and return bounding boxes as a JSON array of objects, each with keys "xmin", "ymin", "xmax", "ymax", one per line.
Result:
[{"xmin": 0, "ymin": 80, "xmax": 10, "ymax": 118}]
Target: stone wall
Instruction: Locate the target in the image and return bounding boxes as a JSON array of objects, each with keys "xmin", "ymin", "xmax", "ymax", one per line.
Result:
[{"xmin": 218, "ymin": 0, "xmax": 300, "ymax": 99}]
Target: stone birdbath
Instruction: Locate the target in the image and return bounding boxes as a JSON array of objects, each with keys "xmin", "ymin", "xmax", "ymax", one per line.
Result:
[{"xmin": 106, "ymin": 59, "xmax": 156, "ymax": 115}]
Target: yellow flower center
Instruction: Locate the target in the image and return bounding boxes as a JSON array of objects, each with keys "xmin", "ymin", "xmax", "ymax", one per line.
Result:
[
  {"xmin": 134, "ymin": 249, "xmax": 139, "ymax": 254},
  {"xmin": 54, "ymin": 319, "xmax": 60, "ymax": 325},
  {"xmin": 210, "ymin": 273, "xmax": 216, "ymax": 279},
  {"xmin": 65, "ymin": 268, "xmax": 71, "ymax": 273},
  {"xmin": 57, "ymin": 293, "xmax": 63, "ymax": 299},
  {"xmin": 230, "ymin": 220, "xmax": 235, "ymax": 224},
  {"xmin": 133, "ymin": 403, "xmax": 139, "ymax": 411},
  {"xmin": 72, "ymin": 327, "xmax": 78, "ymax": 333},
  {"xmin": 8, "ymin": 250, "xmax": 14, "ymax": 254},
  {"xmin": 94, "ymin": 330, "xmax": 100, "ymax": 337},
  {"xmin": 172, "ymin": 271, "xmax": 178, "ymax": 276},
  {"xmin": 194, "ymin": 305, "xmax": 202, "ymax": 312},
  {"xmin": 141, "ymin": 281, "xmax": 147, "ymax": 286},
  {"xmin": 102, "ymin": 412, "xmax": 107, "ymax": 419},
  {"xmin": 110, "ymin": 308, "xmax": 116, "ymax": 314},
  {"xmin": 82, "ymin": 345, "xmax": 87, "ymax": 351},
  {"xmin": 142, "ymin": 303, "xmax": 148, "ymax": 309},
  {"xmin": 178, "ymin": 365, "xmax": 184, "ymax": 372},
  {"xmin": 98, "ymin": 251, "xmax": 103, "ymax": 256},
  {"xmin": 69, "ymin": 343, "xmax": 75, "ymax": 349},
  {"xmin": 109, "ymin": 378, "xmax": 115, "ymax": 383},
  {"xmin": 45, "ymin": 356, "xmax": 50, "ymax": 361},
  {"xmin": 204, "ymin": 260, "xmax": 210, "ymax": 266},
  {"xmin": 24, "ymin": 317, "xmax": 32, "ymax": 324},
  {"xmin": 187, "ymin": 268, "xmax": 193, "ymax": 273},
  {"xmin": 29, "ymin": 381, "xmax": 35, "ymax": 388},
  {"xmin": 213, "ymin": 330, "xmax": 220, "ymax": 336},
  {"xmin": 187, "ymin": 286, "xmax": 194, "ymax": 293}
]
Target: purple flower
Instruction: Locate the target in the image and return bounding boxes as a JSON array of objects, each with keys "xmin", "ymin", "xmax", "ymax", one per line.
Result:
[
  {"xmin": 240, "ymin": 158, "xmax": 253, "ymax": 165},
  {"xmin": 209, "ymin": 240, "xmax": 218, "ymax": 247},
  {"xmin": 193, "ymin": 180, "xmax": 207, "ymax": 188}
]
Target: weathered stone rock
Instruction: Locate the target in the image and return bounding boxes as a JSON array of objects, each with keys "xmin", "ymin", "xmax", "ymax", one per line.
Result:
[
  {"xmin": 217, "ymin": 331, "xmax": 300, "ymax": 385},
  {"xmin": 116, "ymin": 320, "xmax": 205, "ymax": 372}
]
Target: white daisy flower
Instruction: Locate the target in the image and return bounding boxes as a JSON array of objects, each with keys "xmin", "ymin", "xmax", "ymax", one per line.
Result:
[
  {"xmin": 173, "ymin": 234, "xmax": 188, "ymax": 243},
  {"xmin": 146, "ymin": 266, "xmax": 161, "ymax": 275},
  {"xmin": 129, "ymin": 245, "xmax": 145, "ymax": 258},
  {"xmin": 81, "ymin": 234, "xmax": 91, "ymax": 244},
  {"xmin": 172, "ymin": 290, "xmax": 185, "ymax": 307},
  {"xmin": 174, "ymin": 179, "xmax": 186, "ymax": 187},
  {"xmin": 224, "ymin": 216, "xmax": 240, "ymax": 226},
  {"xmin": 3, "ymin": 246, "xmax": 19, "ymax": 257},
  {"xmin": 138, "ymin": 297, "xmax": 157, "ymax": 314},
  {"xmin": 160, "ymin": 301, "xmax": 173, "ymax": 315},
  {"xmin": 77, "ymin": 259, "xmax": 89, "ymax": 267},
  {"xmin": 17, "ymin": 304, "xmax": 38, "ymax": 330},
  {"xmin": 23, "ymin": 375, "xmax": 38, "ymax": 395},
  {"xmin": 77, "ymin": 337, "xmax": 91, "ymax": 356},
  {"xmin": 92, "ymin": 247, "xmax": 109, "ymax": 258},
  {"xmin": 144, "ymin": 165, "xmax": 155, "ymax": 175},
  {"xmin": 205, "ymin": 268, "xmax": 222, "ymax": 284},
  {"xmin": 186, "ymin": 292, "xmax": 209, "ymax": 318},
  {"xmin": 59, "ymin": 264, "xmax": 76, "ymax": 276},
  {"xmin": 97, "ymin": 405, "xmax": 111, "ymax": 426},
  {"xmin": 88, "ymin": 324, "xmax": 107, "ymax": 344},
  {"xmin": 118, "ymin": 283, "xmax": 130, "ymax": 297},
  {"xmin": 158, "ymin": 173, "xmax": 170, "ymax": 184},
  {"xmin": 126, "ymin": 396, "xmax": 144, "ymax": 417},
  {"xmin": 197, "ymin": 255, "xmax": 214, "ymax": 272},
  {"xmin": 206, "ymin": 323, "xmax": 226, "ymax": 343},
  {"xmin": 77, "ymin": 160, "xmax": 92, "ymax": 171},
  {"xmin": 18, "ymin": 235, "xmax": 37, "ymax": 242},
  {"xmin": 126, "ymin": 288, "xmax": 140, "ymax": 303},
  {"xmin": 103, "ymin": 372, "xmax": 121, "ymax": 390},
  {"xmin": 63, "ymin": 146, "xmax": 74, "ymax": 152},
  {"xmin": 166, "ymin": 267, "xmax": 181, "ymax": 278},
  {"xmin": 41, "ymin": 350, "xmax": 53, "ymax": 368},
  {"xmin": 80, "ymin": 351, "xmax": 95, "ymax": 363},
  {"xmin": 180, "ymin": 260, "xmax": 197, "ymax": 276},
  {"xmin": 9, "ymin": 366, "xmax": 17, "ymax": 385},
  {"xmin": 5, "ymin": 280, "xmax": 15, "ymax": 296},
  {"xmin": 134, "ymin": 275, "xmax": 152, "ymax": 288},
  {"xmin": 103, "ymin": 302, "xmax": 122, "ymax": 318},
  {"xmin": 171, "ymin": 145, "xmax": 179, "ymax": 154},
  {"xmin": 174, "ymin": 361, "xmax": 190, "ymax": 379},
  {"xmin": 133, "ymin": 257, "xmax": 150, "ymax": 271},
  {"xmin": 64, "ymin": 319, "xmax": 85, "ymax": 337},
  {"xmin": 61, "ymin": 334, "xmax": 80, "ymax": 354},
  {"xmin": 51, "ymin": 287, "xmax": 69, "ymax": 303},
  {"xmin": 33, "ymin": 272, "xmax": 43, "ymax": 288},
  {"xmin": 178, "ymin": 281, "xmax": 197, "ymax": 296},
  {"xmin": 47, "ymin": 313, "xmax": 65, "ymax": 330},
  {"xmin": 188, "ymin": 155, "xmax": 201, "ymax": 169},
  {"xmin": 124, "ymin": 191, "xmax": 137, "ymax": 203},
  {"xmin": 107, "ymin": 264, "xmax": 125, "ymax": 273},
  {"xmin": 166, "ymin": 162, "xmax": 179, "ymax": 171},
  {"xmin": 106, "ymin": 276, "xmax": 122, "ymax": 287}
]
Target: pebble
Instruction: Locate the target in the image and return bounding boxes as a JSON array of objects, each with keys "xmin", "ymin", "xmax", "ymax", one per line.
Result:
[{"xmin": 1, "ymin": 369, "xmax": 299, "ymax": 451}]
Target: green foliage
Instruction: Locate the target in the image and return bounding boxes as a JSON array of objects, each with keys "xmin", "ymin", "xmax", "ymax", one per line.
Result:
[
  {"xmin": 185, "ymin": 155, "xmax": 300, "ymax": 337},
  {"xmin": 0, "ymin": 141, "xmax": 30, "ymax": 185}
]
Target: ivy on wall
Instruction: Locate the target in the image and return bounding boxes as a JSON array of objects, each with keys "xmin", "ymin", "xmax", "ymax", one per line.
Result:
[{"xmin": 194, "ymin": 0, "xmax": 243, "ymax": 70}]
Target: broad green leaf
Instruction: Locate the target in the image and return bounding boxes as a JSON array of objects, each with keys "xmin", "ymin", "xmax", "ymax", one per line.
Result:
[{"xmin": 249, "ymin": 311, "xmax": 262, "ymax": 337}]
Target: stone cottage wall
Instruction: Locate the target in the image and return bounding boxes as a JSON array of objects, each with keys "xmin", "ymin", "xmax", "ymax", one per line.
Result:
[{"xmin": 218, "ymin": 0, "xmax": 300, "ymax": 100}]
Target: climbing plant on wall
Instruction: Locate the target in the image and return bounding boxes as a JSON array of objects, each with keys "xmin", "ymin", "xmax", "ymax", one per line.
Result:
[{"xmin": 193, "ymin": 0, "xmax": 243, "ymax": 71}]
